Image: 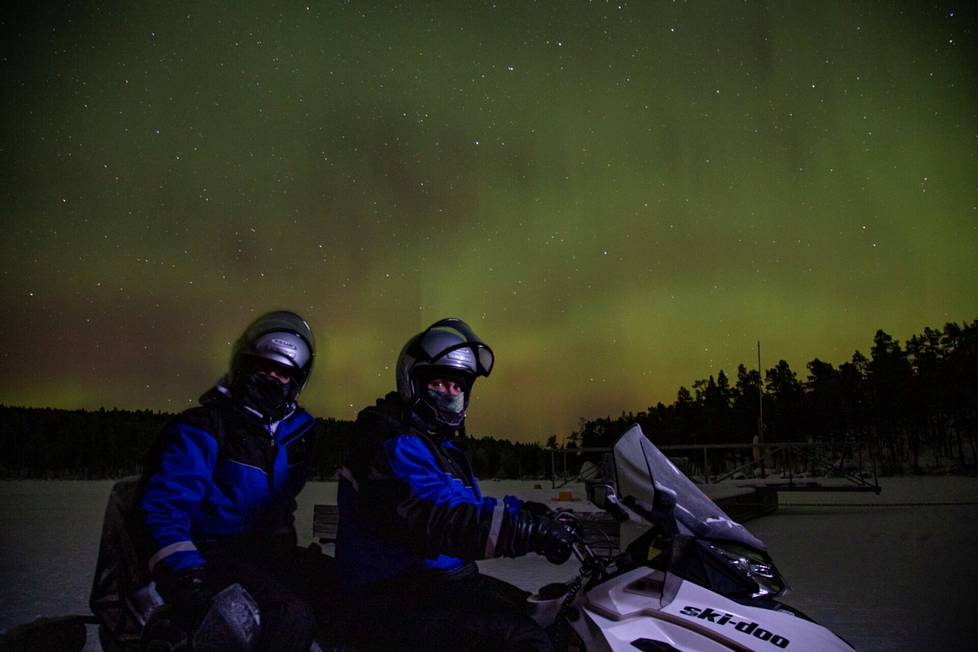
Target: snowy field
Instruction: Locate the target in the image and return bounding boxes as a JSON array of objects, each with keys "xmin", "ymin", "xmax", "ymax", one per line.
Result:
[{"xmin": 2, "ymin": 476, "xmax": 977, "ymax": 651}]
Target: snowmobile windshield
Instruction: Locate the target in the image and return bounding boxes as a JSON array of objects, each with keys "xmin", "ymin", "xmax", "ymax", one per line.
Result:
[{"xmin": 612, "ymin": 424, "xmax": 766, "ymax": 552}]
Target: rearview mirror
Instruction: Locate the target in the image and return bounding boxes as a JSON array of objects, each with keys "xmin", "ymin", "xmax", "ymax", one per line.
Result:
[{"xmin": 586, "ymin": 482, "xmax": 615, "ymax": 510}]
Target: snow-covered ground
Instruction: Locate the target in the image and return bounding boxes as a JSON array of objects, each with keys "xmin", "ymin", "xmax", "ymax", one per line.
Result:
[{"xmin": 2, "ymin": 476, "xmax": 976, "ymax": 651}]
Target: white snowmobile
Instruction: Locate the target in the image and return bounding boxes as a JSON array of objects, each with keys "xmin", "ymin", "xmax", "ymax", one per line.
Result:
[
  {"xmin": 526, "ymin": 425, "xmax": 857, "ymax": 652},
  {"xmin": 5, "ymin": 425, "xmax": 854, "ymax": 652}
]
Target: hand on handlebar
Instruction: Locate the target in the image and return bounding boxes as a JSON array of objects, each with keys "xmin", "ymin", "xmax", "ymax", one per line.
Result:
[
  {"xmin": 533, "ymin": 512, "xmax": 581, "ymax": 565},
  {"xmin": 498, "ymin": 506, "xmax": 582, "ymax": 564}
]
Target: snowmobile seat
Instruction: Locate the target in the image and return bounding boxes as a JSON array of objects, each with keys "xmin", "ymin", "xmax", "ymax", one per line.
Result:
[{"xmin": 88, "ymin": 477, "xmax": 164, "ymax": 652}]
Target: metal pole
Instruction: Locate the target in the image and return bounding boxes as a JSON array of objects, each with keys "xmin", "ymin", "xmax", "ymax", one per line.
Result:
[
  {"xmin": 787, "ymin": 443, "xmax": 793, "ymax": 487},
  {"xmin": 757, "ymin": 341, "xmax": 766, "ymax": 479},
  {"xmin": 550, "ymin": 448, "xmax": 555, "ymax": 489},
  {"xmin": 757, "ymin": 341, "xmax": 764, "ymax": 441},
  {"xmin": 562, "ymin": 447, "xmax": 568, "ymax": 486}
]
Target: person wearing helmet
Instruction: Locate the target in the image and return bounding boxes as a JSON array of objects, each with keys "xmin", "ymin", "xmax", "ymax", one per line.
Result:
[
  {"xmin": 335, "ymin": 317, "xmax": 575, "ymax": 651},
  {"xmin": 136, "ymin": 310, "xmax": 324, "ymax": 651}
]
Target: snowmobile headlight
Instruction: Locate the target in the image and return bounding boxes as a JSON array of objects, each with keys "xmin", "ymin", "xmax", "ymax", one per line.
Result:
[{"xmin": 706, "ymin": 542, "xmax": 786, "ymax": 599}]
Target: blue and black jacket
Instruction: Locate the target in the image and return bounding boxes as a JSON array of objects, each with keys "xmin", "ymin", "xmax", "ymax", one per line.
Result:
[
  {"xmin": 336, "ymin": 393, "xmax": 524, "ymax": 594},
  {"xmin": 139, "ymin": 385, "xmax": 316, "ymax": 576}
]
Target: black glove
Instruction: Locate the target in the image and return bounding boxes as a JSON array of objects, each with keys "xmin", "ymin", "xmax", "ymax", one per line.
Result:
[
  {"xmin": 154, "ymin": 565, "xmax": 216, "ymax": 632},
  {"xmin": 531, "ymin": 514, "xmax": 578, "ymax": 565},
  {"xmin": 497, "ymin": 510, "xmax": 578, "ymax": 565}
]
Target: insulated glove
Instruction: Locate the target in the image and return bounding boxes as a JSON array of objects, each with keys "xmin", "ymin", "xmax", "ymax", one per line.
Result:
[
  {"xmin": 154, "ymin": 565, "xmax": 217, "ymax": 632},
  {"xmin": 497, "ymin": 510, "xmax": 578, "ymax": 564},
  {"xmin": 531, "ymin": 515, "xmax": 577, "ymax": 565}
]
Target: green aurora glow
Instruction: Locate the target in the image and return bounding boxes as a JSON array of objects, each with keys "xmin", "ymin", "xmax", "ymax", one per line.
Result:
[{"xmin": 2, "ymin": 2, "xmax": 976, "ymax": 442}]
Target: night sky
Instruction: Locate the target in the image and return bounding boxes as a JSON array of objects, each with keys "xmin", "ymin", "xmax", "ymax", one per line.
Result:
[{"xmin": 2, "ymin": 2, "xmax": 975, "ymax": 443}]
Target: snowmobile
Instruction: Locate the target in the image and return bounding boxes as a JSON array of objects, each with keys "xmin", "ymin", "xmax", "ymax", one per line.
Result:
[
  {"xmin": 3, "ymin": 425, "xmax": 855, "ymax": 652},
  {"xmin": 525, "ymin": 424, "xmax": 857, "ymax": 651}
]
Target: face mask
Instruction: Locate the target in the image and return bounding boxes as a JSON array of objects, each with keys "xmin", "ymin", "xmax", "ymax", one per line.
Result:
[
  {"xmin": 426, "ymin": 388, "xmax": 464, "ymax": 414},
  {"xmin": 236, "ymin": 371, "xmax": 293, "ymax": 422},
  {"xmin": 420, "ymin": 388, "xmax": 466, "ymax": 430}
]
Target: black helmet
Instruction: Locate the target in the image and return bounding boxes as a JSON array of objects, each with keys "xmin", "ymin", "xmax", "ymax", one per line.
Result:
[
  {"xmin": 396, "ymin": 318, "xmax": 493, "ymax": 430},
  {"xmin": 229, "ymin": 310, "xmax": 315, "ymax": 401}
]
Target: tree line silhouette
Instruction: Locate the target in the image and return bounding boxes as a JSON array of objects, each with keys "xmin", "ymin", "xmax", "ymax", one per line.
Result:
[
  {"xmin": 0, "ymin": 406, "xmax": 553, "ymax": 480},
  {"xmin": 1, "ymin": 318, "xmax": 975, "ymax": 479},
  {"xmin": 568, "ymin": 319, "xmax": 978, "ymax": 475}
]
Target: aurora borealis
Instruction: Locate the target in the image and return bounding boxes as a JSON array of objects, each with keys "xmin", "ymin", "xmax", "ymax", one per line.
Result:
[{"xmin": 2, "ymin": 2, "xmax": 975, "ymax": 443}]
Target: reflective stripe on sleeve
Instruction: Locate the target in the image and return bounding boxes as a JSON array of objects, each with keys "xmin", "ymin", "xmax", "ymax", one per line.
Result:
[
  {"xmin": 484, "ymin": 503, "xmax": 505, "ymax": 558},
  {"xmin": 148, "ymin": 541, "xmax": 198, "ymax": 572},
  {"xmin": 339, "ymin": 466, "xmax": 360, "ymax": 492}
]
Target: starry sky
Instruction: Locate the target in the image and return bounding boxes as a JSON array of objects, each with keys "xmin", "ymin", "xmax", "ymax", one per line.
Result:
[{"xmin": 2, "ymin": 2, "xmax": 975, "ymax": 443}]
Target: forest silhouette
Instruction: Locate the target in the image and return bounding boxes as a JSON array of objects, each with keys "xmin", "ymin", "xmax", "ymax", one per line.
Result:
[{"xmin": 2, "ymin": 318, "xmax": 975, "ymax": 480}]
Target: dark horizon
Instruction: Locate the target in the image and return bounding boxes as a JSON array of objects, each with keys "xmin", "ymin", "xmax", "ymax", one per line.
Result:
[{"xmin": 4, "ymin": 317, "xmax": 975, "ymax": 480}]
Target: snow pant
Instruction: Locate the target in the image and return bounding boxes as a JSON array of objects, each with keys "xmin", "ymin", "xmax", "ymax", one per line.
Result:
[
  {"xmin": 201, "ymin": 540, "xmax": 334, "ymax": 652},
  {"xmin": 338, "ymin": 563, "xmax": 552, "ymax": 652}
]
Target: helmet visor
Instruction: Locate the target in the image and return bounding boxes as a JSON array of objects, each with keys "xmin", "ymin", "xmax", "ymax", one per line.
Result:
[
  {"xmin": 250, "ymin": 331, "xmax": 312, "ymax": 373},
  {"xmin": 418, "ymin": 318, "xmax": 494, "ymax": 377}
]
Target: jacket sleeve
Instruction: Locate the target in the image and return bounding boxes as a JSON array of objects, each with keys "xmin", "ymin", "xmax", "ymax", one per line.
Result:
[
  {"xmin": 369, "ymin": 435, "xmax": 522, "ymax": 560},
  {"xmin": 140, "ymin": 421, "xmax": 219, "ymax": 574}
]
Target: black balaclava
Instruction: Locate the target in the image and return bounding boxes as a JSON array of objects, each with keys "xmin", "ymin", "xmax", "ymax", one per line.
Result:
[{"xmin": 234, "ymin": 371, "xmax": 294, "ymax": 423}]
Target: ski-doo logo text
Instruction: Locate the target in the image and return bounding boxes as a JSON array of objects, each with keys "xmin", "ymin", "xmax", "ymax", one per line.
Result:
[{"xmin": 680, "ymin": 606, "xmax": 790, "ymax": 648}]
